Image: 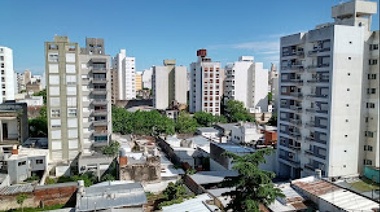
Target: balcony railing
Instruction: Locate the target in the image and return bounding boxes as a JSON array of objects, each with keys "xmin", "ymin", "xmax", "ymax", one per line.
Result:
[
  {"xmin": 305, "ymin": 108, "xmax": 328, "ymax": 114},
  {"xmin": 307, "ymin": 94, "xmax": 328, "ymax": 99},
  {"xmin": 91, "ymin": 68, "xmax": 107, "ymax": 73},
  {"xmin": 307, "ymin": 78, "xmax": 329, "ymax": 83},
  {"xmin": 93, "ymin": 120, "xmax": 108, "ymax": 127},
  {"xmin": 304, "ymin": 163, "xmax": 316, "ymax": 171},
  {"xmin": 92, "ymin": 78, "xmax": 107, "ymax": 84},
  {"xmin": 305, "ymin": 136, "xmax": 327, "ymax": 145},
  {"xmin": 289, "ymin": 105, "xmax": 303, "ymax": 113},
  {"xmin": 289, "ymin": 118, "xmax": 302, "ymax": 126},
  {"xmin": 279, "ymin": 155, "xmax": 300, "ymax": 166},
  {"xmin": 304, "ymin": 150, "xmax": 327, "ymax": 160},
  {"xmin": 93, "ymin": 130, "xmax": 108, "ymax": 136},
  {"xmin": 308, "ymin": 47, "xmax": 331, "ymax": 56},
  {"xmin": 92, "ymin": 100, "xmax": 108, "ymax": 105},
  {"xmin": 92, "ymin": 89, "xmax": 107, "ymax": 95},
  {"xmin": 92, "ymin": 109, "xmax": 107, "ymax": 116}
]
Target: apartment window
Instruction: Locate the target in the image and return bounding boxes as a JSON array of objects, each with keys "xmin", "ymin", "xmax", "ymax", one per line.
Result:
[
  {"xmin": 67, "ymin": 108, "xmax": 77, "ymax": 117},
  {"xmin": 368, "ymin": 74, "xmax": 377, "ymax": 80},
  {"xmin": 48, "ymin": 53, "xmax": 59, "ymax": 62},
  {"xmin": 369, "ymin": 59, "xmax": 378, "ymax": 65},
  {"xmin": 67, "ymin": 86, "xmax": 77, "ymax": 96},
  {"xmin": 367, "ymin": 88, "xmax": 376, "ymax": 94},
  {"xmin": 51, "ymin": 119, "xmax": 61, "ymax": 128},
  {"xmin": 18, "ymin": 161, "xmax": 26, "ymax": 166},
  {"xmin": 370, "ymin": 44, "xmax": 379, "ymax": 50},
  {"xmin": 51, "ymin": 109, "xmax": 61, "ymax": 118},
  {"xmin": 50, "ymin": 98, "xmax": 60, "ymax": 107},
  {"xmin": 368, "ymin": 145, "xmax": 373, "ymax": 152},
  {"xmin": 365, "ymin": 131, "xmax": 374, "ymax": 138},
  {"xmin": 66, "ymin": 75, "xmax": 76, "ymax": 85},
  {"xmin": 365, "ymin": 117, "xmax": 369, "ymax": 123},
  {"xmin": 1, "ymin": 63, "xmax": 4, "ymax": 68},
  {"xmin": 67, "ymin": 97, "xmax": 77, "ymax": 106},
  {"xmin": 364, "ymin": 159, "xmax": 373, "ymax": 165},
  {"xmin": 0, "ymin": 56, "xmax": 3, "ymax": 61},
  {"xmin": 348, "ymin": 57, "xmax": 351, "ymax": 60},
  {"xmin": 49, "ymin": 75, "xmax": 60, "ymax": 85},
  {"xmin": 366, "ymin": 102, "xmax": 375, "ymax": 108},
  {"xmin": 36, "ymin": 159, "xmax": 44, "ymax": 164}
]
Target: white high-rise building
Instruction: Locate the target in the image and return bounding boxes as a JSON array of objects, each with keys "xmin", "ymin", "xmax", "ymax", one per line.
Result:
[
  {"xmin": 0, "ymin": 46, "xmax": 15, "ymax": 102},
  {"xmin": 189, "ymin": 49, "xmax": 223, "ymax": 116},
  {"xmin": 224, "ymin": 56, "xmax": 269, "ymax": 113},
  {"xmin": 269, "ymin": 63, "xmax": 279, "ymax": 110},
  {"xmin": 152, "ymin": 60, "xmax": 187, "ymax": 110},
  {"xmin": 142, "ymin": 68, "xmax": 153, "ymax": 90},
  {"xmin": 113, "ymin": 49, "xmax": 136, "ymax": 100},
  {"xmin": 277, "ymin": 0, "xmax": 379, "ymax": 179}
]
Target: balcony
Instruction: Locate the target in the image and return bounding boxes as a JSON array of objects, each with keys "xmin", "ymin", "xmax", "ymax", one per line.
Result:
[
  {"xmin": 307, "ymin": 77, "xmax": 329, "ymax": 84},
  {"xmin": 281, "ymin": 65, "xmax": 304, "ymax": 72},
  {"xmin": 92, "ymin": 99, "xmax": 108, "ymax": 106},
  {"xmin": 92, "ymin": 109, "xmax": 107, "ymax": 116},
  {"xmin": 91, "ymin": 68, "xmax": 107, "ymax": 73},
  {"xmin": 304, "ymin": 163, "xmax": 316, "ymax": 171},
  {"xmin": 305, "ymin": 108, "xmax": 328, "ymax": 114},
  {"xmin": 306, "ymin": 94, "xmax": 328, "ymax": 100},
  {"xmin": 93, "ymin": 120, "xmax": 108, "ymax": 127},
  {"xmin": 289, "ymin": 118, "xmax": 302, "ymax": 126},
  {"xmin": 306, "ymin": 64, "xmax": 330, "ymax": 71},
  {"xmin": 91, "ymin": 89, "xmax": 107, "ymax": 95},
  {"xmin": 279, "ymin": 155, "xmax": 300, "ymax": 167},
  {"xmin": 305, "ymin": 136, "xmax": 327, "ymax": 145},
  {"xmin": 92, "ymin": 78, "xmax": 107, "ymax": 84},
  {"xmin": 93, "ymin": 130, "xmax": 108, "ymax": 136},
  {"xmin": 289, "ymin": 105, "xmax": 303, "ymax": 113},
  {"xmin": 304, "ymin": 150, "xmax": 326, "ymax": 160},
  {"xmin": 308, "ymin": 47, "xmax": 331, "ymax": 56}
]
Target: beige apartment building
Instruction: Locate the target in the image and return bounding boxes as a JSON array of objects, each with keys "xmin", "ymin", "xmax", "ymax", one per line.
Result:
[{"xmin": 45, "ymin": 36, "xmax": 112, "ymax": 161}]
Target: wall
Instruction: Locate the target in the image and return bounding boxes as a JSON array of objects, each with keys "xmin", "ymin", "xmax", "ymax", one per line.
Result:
[{"xmin": 119, "ymin": 156, "xmax": 161, "ymax": 183}]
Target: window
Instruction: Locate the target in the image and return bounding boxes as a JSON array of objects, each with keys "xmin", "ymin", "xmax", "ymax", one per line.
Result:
[
  {"xmin": 365, "ymin": 117, "xmax": 369, "ymax": 123},
  {"xmin": 36, "ymin": 159, "xmax": 44, "ymax": 164},
  {"xmin": 50, "ymin": 98, "xmax": 60, "ymax": 107},
  {"xmin": 0, "ymin": 56, "xmax": 3, "ymax": 61},
  {"xmin": 50, "ymin": 86, "xmax": 60, "ymax": 96},
  {"xmin": 67, "ymin": 86, "xmax": 77, "ymax": 95},
  {"xmin": 66, "ymin": 75, "xmax": 76, "ymax": 85},
  {"xmin": 51, "ymin": 109, "xmax": 60, "ymax": 118},
  {"xmin": 18, "ymin": 161, "xmax": 26, "ymax": 166},
  {"xmin": 48, "ymin": 53, "xmax": 59, "ymax": 62},
  {"xmin": 369, "ymin": 59, "xmax": 378, "ymax": 65},
  {"xmin": 365, "ymin": 131, "xmax": 374, "ymax": 138},
  {"xmin": 68, "ymin": 108, "xmax": 77, "ymax": 117},
  {"xmin": 348, "ymin": 57, "xmax": 351, "ymax": 60},
  {"xmin": 49, "ymin": 75, "xmax": 60, "ymax": 85},
  {"xmin": 365, "ymin": 159, "xmax": 373, "ymax": 165},
  {"xmin": 368, "ymin": 74, "xmax": 377, "ymax": 80},
  {"xmin": 370, "ymin": 44, "xmax": 379, "ymax": 50},
  {"xmin": 67, "ymin": 97, "xmax": 77, "ymax": 106},
  {"xmin": 66, "ymin": 64, "xmax": 76, "ymax": 73},
  {"xmin": 367, "ymin": 88, "xmax": 376, "ymax": 94},
  {"xmin": 51, "ymin": 119, "xmax": 61, "ymax": 128},
  {"xmin": 366, "ymin": 102, "xmax": 375, "ymax": 108}
]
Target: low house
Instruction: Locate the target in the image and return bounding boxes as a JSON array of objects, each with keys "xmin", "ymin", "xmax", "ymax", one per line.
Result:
[
  {"xmin": 76, "ymin": 180, "xmax": 147, "ymax": 212},
  {"xmin": 230, "ymin": 122, "xmax": 263, "ymax": 144},
  {"xmin": 0, "ymin": 101, "xmax": 28, "ymax": 146},
  {"xmin": 77, "ymin": 152, "xmax": 114, "ymax": 180}
]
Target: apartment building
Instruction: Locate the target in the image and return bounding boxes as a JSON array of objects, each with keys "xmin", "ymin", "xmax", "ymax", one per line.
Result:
[
  {"xmin": 0, "ymin": 46, "xmax": 15, "ymax": 103},
  {"xmin": 113, "ymin": 49, "xmax": 136, "ymax": 100},
  {"xmin": 152, "ymin": 59, "xmax": 187, "ymax": 110},
  {"xmin": 142, "ymin": 68, "xmax": 152, "ymax": 90},
  {"xmin": 277, "ymin": 0, "xmax": 379, "ymax": 179},
  {"xmin": 224, "ymin": 56, "xmax": 269, "ymax": 113},
  {"xmin": 45, "ymin": 36, "xmax": 112, "ymax": 161},
  {"xmin": 189, "ymin": 49, "xmax": 223, "ymax": 115},
  {"xmin": 269, "ymin": 63, "xmax": 279, "ymax": 109}
]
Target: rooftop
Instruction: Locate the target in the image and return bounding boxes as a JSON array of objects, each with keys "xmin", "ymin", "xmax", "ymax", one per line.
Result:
[
  {"xmin": 162, "ymin": 193, "xmax": 219, "ymax": 212},
  {"xmin": 77, "ymin": 181, "xmax": 147, "ymax": 212},
  {"xmin": 213, "ymin": 143, "xmax": 254, "ymax": 154},
  {"xmin": 292, "ymin": 176, "xmax": 380, "ymax": 212},
  {"xmin": 0, "ymin": 183, "xmax": 34, "ymax": 195},
  {"xmin": 6, "ymin": 147, "xmax": 48, "ymax": 160},
  {"xmin": 190, "ymin": 170, "xmax": 239, "ymax": 185},
  {"xmin": 197, "ymin": 127, "xmax": 219, "ymax": 133}
]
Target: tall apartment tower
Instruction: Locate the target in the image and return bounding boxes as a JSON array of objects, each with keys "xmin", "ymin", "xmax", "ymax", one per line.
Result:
[
  {"xmin": 269, "ymin": 63, "xmax": 279, "ymax": 109},
  {"xmin": 152, "ymin": 60, "xmax": 187, "ymax": 110},
  {"xmin": 0, "ymin": 46, "xmax": 15, "ymax": 102},
  {"xmin": 135, "ymin": 72, "xmax": 142, "ymax": 92},
  {"xmin": 189, "ymin": 49, "xmax": 223, "ymax": 115},
  {"xmin": 277, "ymin": 0, "xmax": 379, "ymax": 179},
  {"xmin": 45, "ymin": 36, "xmax": 112, "ymax": 161},
  {"xmin": 224, "ymin": 56, "xmax": 269, "ymax": 113},
  {"xmin": 113, "ymin": 49, "xmax": 136, "ymax": 100}
]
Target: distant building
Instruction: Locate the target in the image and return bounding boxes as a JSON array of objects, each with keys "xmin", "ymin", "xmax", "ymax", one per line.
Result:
[
  {"xmin": 230, "ymin": 122, "xmax": 263, "ymax": 144},
  {"xmin": 142, "ymin": 68, "xmax": 153, "ymax": 89},
  {"xmin": 189, "ymin": 49, "xmax": 223, "ymax": 115},
  {"xmin": 224, "ymin": 56, "xmax": 269, "ymax": 113},
  {"xmin": 112, "ymin": 49, "xmax": 136, "ymax": 100},
  {"xmin": 152, "ymin": 59, "xmax": 187, "ymax": 110},
  {"xmin": 269, "ymin": 63, "xmax": 279, "ymax": 110},
  {"xmin": 277, "ymin": 0, "xmax": 379, "ymax": 179},
  {"xmin": 0, "ymin": 46, "xmax": 15, "ymax": 102},
  {"xmin": 135, "ymin": 72, "xmax": 142, "ymax": 91}
]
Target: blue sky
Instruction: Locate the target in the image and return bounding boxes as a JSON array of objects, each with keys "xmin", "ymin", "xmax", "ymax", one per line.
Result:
[{"xmin": 1, "ymin": 0, "xmax": 379, "ymax": 75}]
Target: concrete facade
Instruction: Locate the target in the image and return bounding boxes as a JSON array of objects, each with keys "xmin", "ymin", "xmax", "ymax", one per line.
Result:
[
  {"xmin": 135, "ymin": 72, "xmax": 142, "ymax": 91},
  {"xmin": 0, "ymin": 46, "xmax": 15, "ymax": 103},
  {"xmin": 112, "ymin": 49, "xmax": 136, "ymax": 100},
  {"xmin": 189, "ymin": 49, "xmax": 223, "ymax": 115},
  {"xmin": 45, "ymin": 36, "xmax": 112, "ymax": 161},
  {"xmin": 224, "ymin": 56, "xmax": 269, "ymax": 113},
  {"xmin": 277, "ymin": 0, "xmax": 379, "ymax": 179},
  {"xmin": 152, "ymin": 60, "xmax": 187, "ymax": 110},
  {"xmin": 142, "ymin": 68, "xmax": 152, "ymax": 89},
  {"xmin": 0, "ymin": 101, "xmax": 28, "ymax": 146}
]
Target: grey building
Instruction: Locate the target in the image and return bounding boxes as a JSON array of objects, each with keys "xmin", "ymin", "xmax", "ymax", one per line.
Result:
[
  {"xmin": 0, "ymin": 101, "xmax": 28, "ymax": 146},
  {"xmin": 45, "ymin": 36, "xmax": 112, "ymax": 162}
]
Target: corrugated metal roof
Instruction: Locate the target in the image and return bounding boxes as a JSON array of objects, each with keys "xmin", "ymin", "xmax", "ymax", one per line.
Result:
[
  {"xmin": 0, "ymin": 183, "xmax": 34, "ymax": 195},
  {"xmin": 162, "ymin": 193, "xmax": 219, "ymax": 212},
  {"xmin": 77, "ymin": 182, "xmax": 147, "ymax": 211},
  {"xmin": 190, "ymin": 171, "xmax": 239, "ymax": 185}
]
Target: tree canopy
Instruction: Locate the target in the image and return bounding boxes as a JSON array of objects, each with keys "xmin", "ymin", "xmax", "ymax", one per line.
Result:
[
  {"xmin": 175, "ymin": 112, "xmax": 198, "ymax": 134},
  {"xmin": 224, "ymin": 100, "xmax": 254, "ymax": 123},
  {"xmin": 29, "ymin": 106, "xmax": 47, "ymax": 137},
  {"xmin": 194, "ymin": 111, "xmax": 227, "ymax": 127},
  {"xmin": 112, "ymin": 106, "xmax": 175, "ymax": 135},
  {"xmin": 221, "ymin": 148, "xmax": 284, "ymax": 211},
  {"xmin": 33, "ymin": 89, "xmax": 47, "ymax": 105}
]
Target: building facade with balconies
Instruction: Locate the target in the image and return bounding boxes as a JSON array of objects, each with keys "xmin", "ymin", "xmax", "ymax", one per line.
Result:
[
  {"xmin": 189, "ymin": 49, "xmax": 223, "ymax": 116},
  {"xmin": 112, "ymin": 49, "xmax": 136, "ymax": 101},
  {"xmin": 45, "ymin": 36, "xmax": 112, "ymax": 161},
  {"xmin": 0, "ymin": 46, "xmax": 15, "ymax": 103},
  {"xmin": 277, "ymin": 0, "xmax": 378, "ymax": 179}
]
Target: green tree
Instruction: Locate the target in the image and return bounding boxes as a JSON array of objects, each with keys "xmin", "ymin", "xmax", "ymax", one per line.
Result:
[
  {"xmin": 16, "ymin": 193, "xmax": 28, "ymax": 212},
  {"xmin": 194, "ymin": 111, "xmax": 215, "ymax": 127},
  {"xmin": 224, "ymin": 100, "xmax": 254, "ymax": 123},
  {"xmin": 221, "ymin": 149, "xmax": 284, "ymax": 211},
  {"xmin": 101, "ymin": 173, "xmax": 115, "ymax": 182},
  {"xmin": 268, "ymin": 113, "xmax": 277, "ymax": 126},
  {"xmin": 29, "ymin": 105, "xmax": 48, "ymax": 137},
  {"xmin": 33, "ymin": 89, "xmax": 47, "ymax": 104},
  {"xmin": 102, "ymin": 140, "xmax": 120, "ymax": 157},
  {"xmin": 175, "ymin": 112, "xmax": 198, "ymax": 134}
]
